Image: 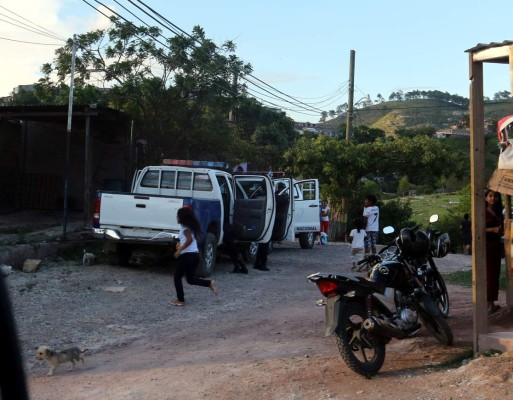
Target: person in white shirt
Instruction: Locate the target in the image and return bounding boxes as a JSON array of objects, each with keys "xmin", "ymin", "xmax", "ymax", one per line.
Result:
[
  {"xmin": 170, "ymin": 207, "xmax": 217, "ymax": 306},
  {"xmin": 362, "ymin": 194, "xmax": 380, "ymax": 256},
  {"xmin": 349, "ymin": 218, "xmax": 367, "ymax": 270},
  {"xmin": 319, "ymin": 200, "xmax": 330, "ymax": 244}
]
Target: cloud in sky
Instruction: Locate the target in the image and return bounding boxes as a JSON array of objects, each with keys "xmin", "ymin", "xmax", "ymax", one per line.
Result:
[{"xmin": 0, "ymin": 1, "xmax": 112, "ymax": 96}]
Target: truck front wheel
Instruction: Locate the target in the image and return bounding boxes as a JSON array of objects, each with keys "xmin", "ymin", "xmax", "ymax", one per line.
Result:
[
  {"xmin": 198, "ymin": 233, "xmax": 217, "ymax": 277},
  {"xmin": 299, "ymin": 232, "xmax": 315, "ymax": 249}
]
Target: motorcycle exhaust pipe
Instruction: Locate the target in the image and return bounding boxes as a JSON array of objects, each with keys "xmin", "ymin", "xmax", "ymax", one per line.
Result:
[{"xmin": 363, "ymin": 316, "xmax": 406, "ymax": 339}]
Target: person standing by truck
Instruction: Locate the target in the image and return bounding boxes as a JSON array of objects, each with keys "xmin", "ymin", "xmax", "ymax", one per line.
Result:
[
  {"xmin": 170, "ymin": 207, "xmax": 217, "ymax": 306},
  {"xmin": 254, "ymin": 182, "xmax": 289, "ymax": 271},
  {"xmin": 321, "ymin": 200, "xmax": 330, "ymax": 234},
  {"xmin": 223, "ymin": 221, "xmax": 248, "ymax": 274}
]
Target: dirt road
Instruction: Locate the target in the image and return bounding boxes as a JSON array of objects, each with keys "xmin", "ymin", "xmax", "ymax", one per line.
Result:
[{"xmin": 5, "ymin": 242, "xmax": 513, "ymax": 399}]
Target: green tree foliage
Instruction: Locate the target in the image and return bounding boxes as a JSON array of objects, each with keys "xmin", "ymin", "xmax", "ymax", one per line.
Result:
[
  {"xmin": 10, "ymin": 88, "xmax": 40, "ymax": 105},
  {"xmin": 397, "ymin": 176, "xmax": 411, "ymax": 196},
  {"xmin": 30, "ymin": 18, "xmax": 294, "ymax": 168},
  {"xmin": 493, "ymin": 90, "xmax": 511, "ymax": 101},
  {"xmin": 352, "ymin": 125, "xmax": 385, "ymax": 144},
  {"xmin": 284, "ymin": 134, "xmax": 467, "ymax": 234},
  {"xmin": 395, "ymin": 125, "xmax": 436, "ymax": 138},
  {"xmin": 379, "ymin": 199, "xmax": 413, "ymax": 241}
]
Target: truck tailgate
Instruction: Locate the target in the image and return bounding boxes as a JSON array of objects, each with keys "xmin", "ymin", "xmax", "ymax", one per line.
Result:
[{"xmin": 99, "ymin": 193, "xmax": 183, "ymax": 230}]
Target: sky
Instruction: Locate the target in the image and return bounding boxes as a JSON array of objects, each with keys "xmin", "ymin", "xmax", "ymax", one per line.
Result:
[{"xmin": 2, "ymin": 0, "xmax": 513, "ymax": 122}]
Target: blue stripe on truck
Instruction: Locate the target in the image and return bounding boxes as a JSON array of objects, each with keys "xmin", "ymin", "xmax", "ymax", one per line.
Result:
[{"xmin": 183, "ymin": 198, "xmax": 221, "ymax": 245}]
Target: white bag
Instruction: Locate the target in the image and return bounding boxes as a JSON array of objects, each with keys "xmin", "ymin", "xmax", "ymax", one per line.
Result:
[
  {"xmin": 320, "ymin": 232, "xmax": 328, "ymax": 245},
  {"xmin": 498, "ymin": 140, "xmax": 513, "ymax": 169}
]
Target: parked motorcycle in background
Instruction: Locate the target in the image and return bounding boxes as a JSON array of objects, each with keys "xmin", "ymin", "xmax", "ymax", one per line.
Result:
[
  {"xmin": 308, "ymin": 215, "xmax": 453, "ymax": 377},
  {"xmin": 359, "ymin": 215, "xmax": 450, "ymax": 318}
]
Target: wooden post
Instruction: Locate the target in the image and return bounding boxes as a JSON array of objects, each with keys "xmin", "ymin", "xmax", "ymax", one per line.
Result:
[
  {"xmin": 507, "ymin": 46, "xmax": 513, "ymax": 307},
  {"xmin": 469, "ymin": 55, "xmax": 487, "ymax": 351},
  {"xmin": 83, "ymin": 114, "xmax": 91, "ymax": 228}
]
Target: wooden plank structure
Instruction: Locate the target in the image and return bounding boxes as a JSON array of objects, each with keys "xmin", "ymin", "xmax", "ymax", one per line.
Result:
[{"xmin": 466, "ymin": 40, "xmax": 513, "ymax": 352}]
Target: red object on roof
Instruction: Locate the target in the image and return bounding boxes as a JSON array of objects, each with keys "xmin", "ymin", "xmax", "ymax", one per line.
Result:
[{"xmin": 498, "ymin": 115, "xmax": 513, "ymax": 142}]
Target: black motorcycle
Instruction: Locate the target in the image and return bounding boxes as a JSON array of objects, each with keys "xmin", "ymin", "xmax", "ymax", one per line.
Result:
[
  {"xmin": 358, "ymin": 215, "xmax": 451, "ymax": 318},
  {"xmin": 307, "ymin": 219, "xmax": 453, "ymax": 377}
]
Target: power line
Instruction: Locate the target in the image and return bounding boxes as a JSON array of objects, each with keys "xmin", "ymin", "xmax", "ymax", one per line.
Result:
[
  {"xmin": 0, "ymin": 5, "xmax": 65, "ymax": 40},
  {"xmin": 127, "ymin": 0, "xmax": 327, "ymax": 115},
  {"xmin": 0, "ymin": 36, "xmax": 62, "ymax": 46},
  {"xmin": 79, "ymin": 0, "xmax": 337, "ymax": 115},
  {"xmin": 0, "ymin": 17, "xmax": 64, "ymax": 41},
  {"xmin": 84, "ymin": 0, "xmax": 327, "ymax": 117}
]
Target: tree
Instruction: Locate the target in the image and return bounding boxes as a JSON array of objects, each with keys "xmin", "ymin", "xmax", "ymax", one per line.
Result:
[
  {"xmin": 397, "ymin": 175, "xmax": 411, "ymax": 196},
  {"xmin": 284, "ymin": 133, "xmax": 468, "ymax": 236},
  {"xmin": 352, "ymin": 125, "xmax": 385, "ymax": 144},
  {"xmin": 9, "ymin": 88, "xmax": 40, "ymax": 105},
  {"xmin": 34, "ymin": 18, "xmax": 298, "ymax": 169},
  {"xmin": 493, "ymin": 90, "xmax": 511, "ymax": 101}
]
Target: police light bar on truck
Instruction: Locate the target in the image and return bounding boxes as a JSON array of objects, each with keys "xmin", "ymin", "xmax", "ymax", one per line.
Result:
[
  {"xmin": 161, "ymin": 159, "xmax": 230, "ymax": 170},
  {"xmin": 241, "ymin": 171, "xmax": 286, "ymax": 178}
]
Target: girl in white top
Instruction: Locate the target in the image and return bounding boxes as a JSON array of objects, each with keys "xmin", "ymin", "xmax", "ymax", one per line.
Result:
[
  {"xmin": 170, "ymin": 207, "xmax": 217, "ymax": 306},
  {"xmin": 349, "ymin": 218, "xmax": 367, "ymax": 271}
]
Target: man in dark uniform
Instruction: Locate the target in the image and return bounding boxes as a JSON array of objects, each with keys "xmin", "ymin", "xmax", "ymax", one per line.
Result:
[{"xmin": 254, "ymin": 182, "xmax": 289, "ymax": 271}]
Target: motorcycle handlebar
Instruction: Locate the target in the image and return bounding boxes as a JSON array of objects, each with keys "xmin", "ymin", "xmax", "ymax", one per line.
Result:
[{"xmin": 357, "ymin": 254, "xmax": 381, "ymax": 265}]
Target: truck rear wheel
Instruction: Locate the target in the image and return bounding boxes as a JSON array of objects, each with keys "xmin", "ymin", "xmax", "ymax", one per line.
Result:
[
  {"xmin": 299, "ymin": 232, "xmax": 315, "ymax": 249},
  {"xmin": 198, "ymin": 233, "xmax": 217, "ymax": 277}
]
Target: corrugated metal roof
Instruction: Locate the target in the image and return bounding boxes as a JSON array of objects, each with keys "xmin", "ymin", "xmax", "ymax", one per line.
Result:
[
  {"xmin": 465, "ymin": 40, "xmax": 513, "ymax": 53},
  {"xmin": 0, "ymin": 104, "xmax": 129, "ymax": 137},
  {"xmin": 0, "ymin": 104, "xmax": 127, "ymax": 125}
]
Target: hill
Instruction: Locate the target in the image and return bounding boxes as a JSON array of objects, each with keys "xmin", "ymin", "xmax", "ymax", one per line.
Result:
[{"xmin": 323, "ymin": 98, "xmax": 513, "ymax": 135}]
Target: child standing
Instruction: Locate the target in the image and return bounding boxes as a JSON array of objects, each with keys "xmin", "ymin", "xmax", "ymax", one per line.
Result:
[
  {"xmin": 349, "ymin": 218, "xmax": 367, "ymax": 270},
  {"xmin": 170, "ymin": 207, "xmax": 217, "ymax": 306},
  {"xmin": 363, "ymin": 194, "xmax": 380, "ymax": 256}
]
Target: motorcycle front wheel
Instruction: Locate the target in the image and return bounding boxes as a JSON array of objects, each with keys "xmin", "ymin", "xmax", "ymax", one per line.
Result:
[
  {"xmin": 334, "ymin": 301, "xmax": 386, "ymax": 377},
  {"xmin": 425, "ymin": 260, "xmax": 450, "ymax": 318}
]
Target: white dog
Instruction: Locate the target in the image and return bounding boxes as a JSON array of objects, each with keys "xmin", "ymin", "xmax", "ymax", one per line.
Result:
[{"xmin": 82, "ymin": 249, "xmax": 95, "ymax": 266}]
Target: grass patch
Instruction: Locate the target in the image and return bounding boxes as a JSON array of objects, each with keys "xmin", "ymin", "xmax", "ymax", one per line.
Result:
[
  {"xmin": 432, "ymin": 348, "xmax": 474, "ymax": 370},
  {"xmin": 399, "ymin": 193, "xmax": 462, "ymax": 226},
  {"xmin": 443, "ymin": 269, "xmax": 508, "ymax": 290},
  {"xmin": 443, "ymin": 270, "xmax": 472, "ymax": 287}
]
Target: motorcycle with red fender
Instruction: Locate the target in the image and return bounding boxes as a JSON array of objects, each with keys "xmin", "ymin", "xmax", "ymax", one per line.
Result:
[{"xmin": 308, "ymin": 220, "xmax": 453, "ymax": 377}]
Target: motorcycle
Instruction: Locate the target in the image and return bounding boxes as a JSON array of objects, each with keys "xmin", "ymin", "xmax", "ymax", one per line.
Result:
[
  {"xmin": 307, "ymin": 216, "xmax": 453, "ymax": 377},
  {"xmin": 358, "ymin": 215, "xmax": 451, "ymax": 318}
]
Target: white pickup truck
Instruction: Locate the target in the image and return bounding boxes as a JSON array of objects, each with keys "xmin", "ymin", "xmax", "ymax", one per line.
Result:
[{"xmin": 92, "ymin": 159, "xmax": 320, "ymax": 275}]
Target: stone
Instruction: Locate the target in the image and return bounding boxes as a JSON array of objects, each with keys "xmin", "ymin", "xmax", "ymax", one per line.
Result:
[{"xmin": 22, "ymin": 259, "xmax": 42, "ymax": 273}]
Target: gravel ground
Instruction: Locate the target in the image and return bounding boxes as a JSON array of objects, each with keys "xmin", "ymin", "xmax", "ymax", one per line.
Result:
[{"xmin": 2, "ymin": 239, "xmax": 513, "ymax": 400}]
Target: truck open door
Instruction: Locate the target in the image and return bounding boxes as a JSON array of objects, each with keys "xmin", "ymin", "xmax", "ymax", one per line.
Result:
[
  {"xmin": 271, "ymin": 178, "xmax": 293, "ymax": 242},
  {"xmin": 232, "ymin": 175, "xmax": 275, "ymax": 243},
  {"xmin": 293, "ymin": 179, "xmax": 320, "ymax": 249}
]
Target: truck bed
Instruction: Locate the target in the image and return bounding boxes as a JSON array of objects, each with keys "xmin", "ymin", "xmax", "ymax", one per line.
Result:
[{"xmin": 98, "ymin": 192, "xmax": 183, "ymax": 232}]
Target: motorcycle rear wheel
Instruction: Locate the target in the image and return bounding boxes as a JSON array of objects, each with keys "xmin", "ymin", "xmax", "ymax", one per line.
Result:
[{"xmin": 335, "ymin": 301, "xmax": 386, "ymax": 377}]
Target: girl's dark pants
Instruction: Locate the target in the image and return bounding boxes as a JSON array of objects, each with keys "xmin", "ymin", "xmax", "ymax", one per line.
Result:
[{"xmin": 174, "ymin": 252, "xmax": 211, "ymax": 302}]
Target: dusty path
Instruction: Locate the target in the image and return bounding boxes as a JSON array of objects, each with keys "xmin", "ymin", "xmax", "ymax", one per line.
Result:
[{"xmin": 5, "ymin": 242, "xmax": 513, "ymax": 399}]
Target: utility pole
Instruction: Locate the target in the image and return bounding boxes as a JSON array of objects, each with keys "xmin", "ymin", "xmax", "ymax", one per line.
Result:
[
  {"xmin": 345, "ymin": 50, "xmax": 355, "ymax": 141},
  {"xmin": 63, "ymin": 34, "xmax": 77, "ymax": 240},
  {"xmin": 228, "ymin": 72, "xmax": 238, "ymax": 123}
]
